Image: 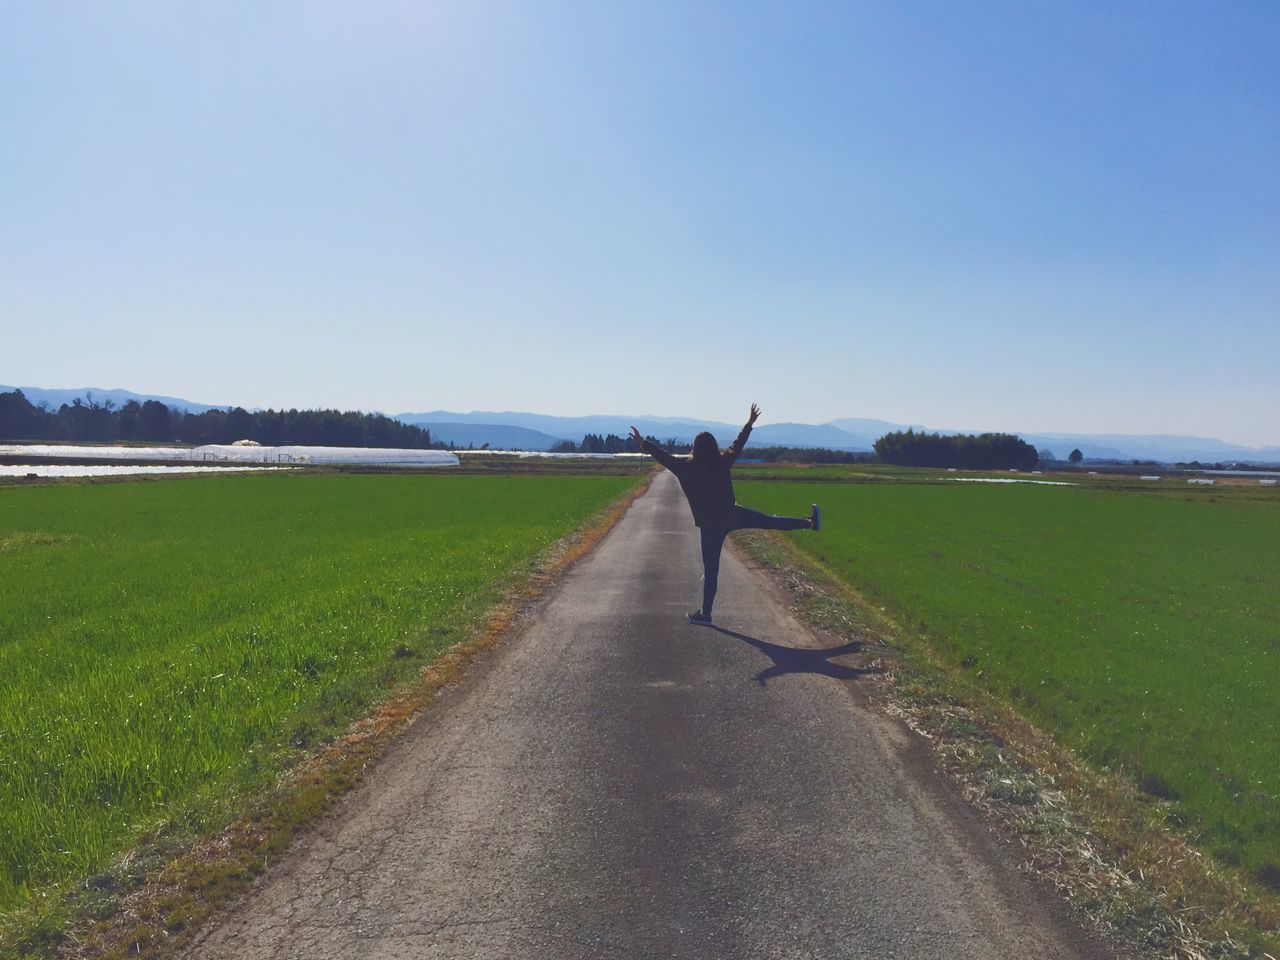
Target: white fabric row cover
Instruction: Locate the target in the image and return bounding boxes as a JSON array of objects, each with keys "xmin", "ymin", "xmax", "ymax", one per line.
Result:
[
  {"xmin": 459, "ymin": 449, "xmax": 647, "ymax": 459},
  {"xmin": 0, "ymin": 464, "xmax": 279, "ymax": 478},
  {"xmin": 0, "ymin": 444, "xmax": 460, "ymax": 466}
]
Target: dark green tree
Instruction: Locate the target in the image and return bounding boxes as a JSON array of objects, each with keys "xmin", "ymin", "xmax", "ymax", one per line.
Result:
[
  {"xmin": 0, "ymin": 390, "xmax": 53, "ymax": 439},
  {"xmin": 226, "ymin": 407, "xmax": 255, "ymax": 440},
  {"xmin": 874, "ymin": 429, "xmax": 1039, "ymax": 470},
  {"xmin": 1068, "ymin": 448, "xmax": 1084, "ymax": 465},
  {"xmin": 118, "ymin": 401, "xmax": 141, "ymax": 440},
  {"xmin": 137, "ymin": 400, "xmax": 173, "ymax": 442}
]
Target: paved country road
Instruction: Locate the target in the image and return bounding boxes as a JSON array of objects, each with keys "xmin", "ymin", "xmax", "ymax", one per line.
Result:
[{"xmin": 187, "ymin": 472, "xmax": 1116, "ymax": 960}]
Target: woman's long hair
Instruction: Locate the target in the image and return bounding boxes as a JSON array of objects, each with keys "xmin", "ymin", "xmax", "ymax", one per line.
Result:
[{"xmin": 690, "ymin": 431, "xmax": 721, "ymax": 466}]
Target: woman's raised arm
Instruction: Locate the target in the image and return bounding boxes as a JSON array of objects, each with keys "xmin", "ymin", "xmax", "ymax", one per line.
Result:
[
  {"xmin": 631, "ymin": 426, "xmax": 680, "ymax": 471},
  {"xmin": 726, "ymin": 403, "xmax": 761, "ymax": 464}
]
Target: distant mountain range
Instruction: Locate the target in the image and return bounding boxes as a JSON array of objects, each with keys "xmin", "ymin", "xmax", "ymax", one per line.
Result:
[
  {"xmin": 1012, "ymin": 432, "xmax": 1280, "ymax": 465},
  {"xmin": 5, "ymin": 386, "xmax": 1278, "ymax": 464},
  {"xmin": 1, "ymin": 385, "xmax": 225, "ymax": 414},
  {"xmin": 397, "ymin": 409, "xmax": 1280, "ymax": 463},
  {"xmin": 396, "ymin": 409, "xmax": 913, "ymax": 452}
]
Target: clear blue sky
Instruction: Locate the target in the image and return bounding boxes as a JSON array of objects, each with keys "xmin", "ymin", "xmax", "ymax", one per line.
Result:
[{"xmin": 3, "ymin": 2, "xmax": 1277, "ymax": 444}]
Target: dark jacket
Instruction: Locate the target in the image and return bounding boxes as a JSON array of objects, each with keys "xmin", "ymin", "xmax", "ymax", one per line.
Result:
[{"xmin": 642, "ymin": 422, "xmax": 752, "ymax": 529}]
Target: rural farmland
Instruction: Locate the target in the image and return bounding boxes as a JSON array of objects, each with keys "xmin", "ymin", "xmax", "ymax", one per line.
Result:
[
  {"xmin": 0, "ymin": 470, "xmax": 638, "ymax": 914},
  {"xmin": 737, "ymin": 472, "xmax": 1280, "ymax": 884},
  {"xmin": 6, "ymin": 2, "xmax": 1279, "ymax": 955}
]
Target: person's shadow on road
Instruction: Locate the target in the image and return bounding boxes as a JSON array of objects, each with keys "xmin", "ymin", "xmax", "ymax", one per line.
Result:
[{"xmin": 709, "ymin": 626, "xmax": 883, "ymax": 686}]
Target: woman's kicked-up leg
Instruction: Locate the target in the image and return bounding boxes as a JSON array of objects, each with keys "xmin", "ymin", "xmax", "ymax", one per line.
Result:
[{"xmin": 731, "ymin": 504, "xmax": 814, "ymax": 532}]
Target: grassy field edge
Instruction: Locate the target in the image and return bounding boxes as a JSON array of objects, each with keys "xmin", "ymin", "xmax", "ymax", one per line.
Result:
[
  {"xmin": 3, "ymin": 473, "xmax": 653, "ymax": 960},
  {"xmin": 733, "ymin": 528, "xmax": 1280, "ymax": 960}
]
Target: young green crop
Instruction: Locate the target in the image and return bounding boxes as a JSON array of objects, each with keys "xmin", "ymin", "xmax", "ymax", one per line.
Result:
[
  {"xmin": 738, "ymin": 479, "xmax": 1280, "ymax": 882},
  {"xmin": 0, "ymin": 471, "xmax": 634, "ymax": 912}
]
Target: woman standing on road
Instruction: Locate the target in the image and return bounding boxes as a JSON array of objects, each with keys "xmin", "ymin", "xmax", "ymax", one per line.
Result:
[{"xmin": 631, "ymin": 404, "xmax": 820, "ymax": 625}]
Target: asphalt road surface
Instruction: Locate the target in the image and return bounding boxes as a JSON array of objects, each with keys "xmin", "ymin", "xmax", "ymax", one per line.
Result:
[{"xmin": 188, "ymin": 471, "xmax": 1114, "ymax": 960}]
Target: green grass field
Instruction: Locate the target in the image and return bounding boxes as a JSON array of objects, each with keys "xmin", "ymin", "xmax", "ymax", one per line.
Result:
[
  {"xmin": 0, "ymin": 471, "xmax": 635, "ymax": 913},
  {"xmin": 738, "ymin": 476, "xmax": 1280, "ymax": 883}
]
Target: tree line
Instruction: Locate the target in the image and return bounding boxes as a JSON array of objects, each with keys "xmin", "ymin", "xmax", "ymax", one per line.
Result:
[
  {"xmin": 873, "ymin": 429, "xmax": 1040, "ymax": 470},
  {"xmin": 0, "ymin": 390, "xmax": 437, "ymax": 449},
  {"xmin": 548, "ymin": 436, "xmax": 869, "ymax": 462},
  {"xmin": 549, "ymin": 433, "xmax": 699, "ymax": 454}
]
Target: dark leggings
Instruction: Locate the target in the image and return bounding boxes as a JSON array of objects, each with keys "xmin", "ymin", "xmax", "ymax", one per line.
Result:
[{"xmin": 700, "ymin": 505, "xmax": 809, "ymax": 617}]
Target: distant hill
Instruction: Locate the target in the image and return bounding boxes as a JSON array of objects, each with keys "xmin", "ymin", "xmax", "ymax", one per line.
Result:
[
  {"xmin": 826, "ymin": 417, "xmax": 927, "ymax": 442},
  {"xmin": 415, "ymin": 422, "xmax": 565, "ymax": 451},
  {"xmin": 747, "ymin": 422, "xmax": 878, "ymax": 451},
  {"xmin": 0, "ymin": 385, "xmax": 223, "ymax": 414}
]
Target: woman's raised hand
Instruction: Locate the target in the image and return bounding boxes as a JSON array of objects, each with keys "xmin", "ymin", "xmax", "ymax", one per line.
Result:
[
  {"xmin": 748, "ymin": 403, "xmax": 761, "ymax": 426},
  {"xmin": 629, "ymin": 426, "xmax": 644, "ymax": 445}
]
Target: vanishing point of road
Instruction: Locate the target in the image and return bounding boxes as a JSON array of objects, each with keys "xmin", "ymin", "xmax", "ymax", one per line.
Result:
[{"xmin": 188, "ymin": 472, "xmax": 1115, "ymax": 960}]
